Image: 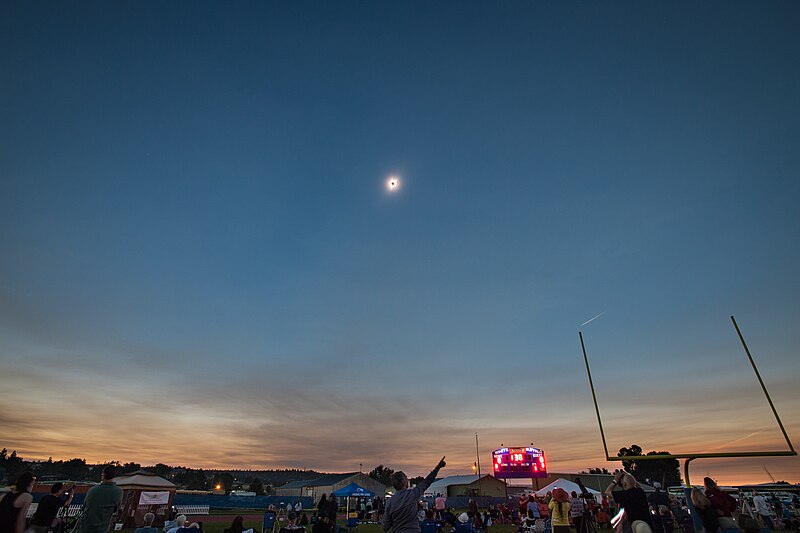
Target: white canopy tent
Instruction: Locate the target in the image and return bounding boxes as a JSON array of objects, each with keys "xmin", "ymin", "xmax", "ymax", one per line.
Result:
[
  {"xmin": 533, "ymin": 478, "xmax": 602, "ymax": 503},
  {"xmin": 112, "ymin": 470, "xmax": 176, "ymax": 528},
  {"xmin": 113, "ymin": 473, "xmax": 176, "ymax": 489}
]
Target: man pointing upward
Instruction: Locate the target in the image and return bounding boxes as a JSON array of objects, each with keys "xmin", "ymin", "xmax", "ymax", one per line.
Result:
[{"xmin": 383, "ymin": 457, "xmax": 446, "ymax": 533}]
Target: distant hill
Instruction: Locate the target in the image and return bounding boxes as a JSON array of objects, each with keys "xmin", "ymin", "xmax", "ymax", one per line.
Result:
[
  {"xmin": 205, "ymin": 469, "xmax": 325, "ymax": 486},
  {"xmin": 0, "ymin": 448, "xmax": 329, "ymax": 488}
]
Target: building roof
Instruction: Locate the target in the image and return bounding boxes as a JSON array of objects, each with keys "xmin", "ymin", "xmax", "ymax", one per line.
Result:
[
  {"xmin": 113, "ymin": 471, "xmax": 176, "ymax": 489},
  {"xmin": 533, "ymin": 478, "xmax": 601, "ymax": 499},
  {"xmin": 306, "ymin": 473, "xmax": 359, "ymax": 487},
  {"xmin": 424, "ymin": 475, "xmax": 492, "ymax": 495},
  {"xmin": 332, "ymin": 483, "xmax": 375, "ymax": 498},
  {"xmin": 280, "ymin": 480, "xmax": 316, "ymax": 489}
]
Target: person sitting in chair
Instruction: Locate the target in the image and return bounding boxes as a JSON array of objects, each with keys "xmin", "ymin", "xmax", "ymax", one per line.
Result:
[
  {"xmin": 223, "ymin": 516, "xmax": 245, "ymax": 533},
  {"xmin": 167, "ymin": 515, "xmax": 188, "ymax": 533},
  {"xmin": 135, "ymin": 513, "xmax": 159, "ymax": 533},
  {"xmin": 420, "ymin": 511, "xmax": 438, "ymax": 533},
  {"xmin": 312, "ymin": 515, "xmax": 332, "ymax": 533},
  {"xmin": 455, "ymin": 514, "xmax": 473, "ymax": 533},
  {"xmin": 279, "ymin": 512, "xmax": 307, "ymax": 533},
  {"xmin": 595, "ymin": 509, "xmax": 611, "ymax": 529}
]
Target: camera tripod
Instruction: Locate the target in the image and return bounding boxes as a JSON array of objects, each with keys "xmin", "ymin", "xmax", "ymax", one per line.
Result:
[
  {"xmin": 62, "ymin": 509, "xmax": 83, "ymax": 533},
  {"xmin": 573, "ymin": 479, "xmax": 598, "ymax": 533},
  {"xmin": 574, "ymin": 500, "xmax": 597, "ymax": 533}
]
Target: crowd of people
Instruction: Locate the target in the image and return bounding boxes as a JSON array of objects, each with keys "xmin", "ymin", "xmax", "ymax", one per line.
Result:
[
  {"xmin": 2, "ymin": 464, "xmax": 799, "ymax": 533},
  {"xmin": 409, "ymin": 473, "xmax": 800, "ymax": 533},
  {"xmin": 0, "ymin": 466, "xmax": 123, "ymax": 533}
]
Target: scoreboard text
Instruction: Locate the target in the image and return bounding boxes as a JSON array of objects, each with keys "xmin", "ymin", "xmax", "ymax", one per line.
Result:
[{"xmin": 491, "ymin": 446, "xmax": 547, "ymax": 479}]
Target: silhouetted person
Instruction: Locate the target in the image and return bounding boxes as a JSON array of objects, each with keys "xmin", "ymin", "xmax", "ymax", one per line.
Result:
[
  {"xmin": 80, "ymin": 465, "xmax": 123, "ymax": 533},
  {"xmin": 135, "ymin": 512, "xmax": 160, "ymax": 533},
  {"xmin": 224, "ymin": 516, "xmax": 245, "ymax": 533},
  {"xmin": 0, "ymin": 472, "xmax": 35, "ymax": 533},
  {"xmin": 30, "ymin": 482, "xmax": 75, "ymax": 533},
  {"xmin": 383, "ymin": 457, "xmax": 446, "ymax": 533},
  {"xmin": 279, "ymin": 512, "xmax": 307, "ymax": 533}
]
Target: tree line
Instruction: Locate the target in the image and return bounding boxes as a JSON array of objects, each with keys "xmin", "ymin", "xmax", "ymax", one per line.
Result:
[
  {"xmin": 0, "ymin": 449, "xmax": 322, "ymax": 494},
  {"xmin": 5, "ymin": 446, "xmax": 681, "ymax": 492}
]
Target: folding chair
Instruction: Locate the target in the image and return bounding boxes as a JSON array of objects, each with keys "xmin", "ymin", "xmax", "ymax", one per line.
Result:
[
  {"xmin": 455, "ymin": 522, "xmax": 473, "ymax": 533},
  {"xmin": 422, "ymin": 520, "xmax": 439, "ymax": 533},
  {"xmin": 263, "ymin": 511, "xmax": 277, "ymax": 533},
  {"xmin": 344, "ymin": 517, "xmax": 359, "ymax": 533}
]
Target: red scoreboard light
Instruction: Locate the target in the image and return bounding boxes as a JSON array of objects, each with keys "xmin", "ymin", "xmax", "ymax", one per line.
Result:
[{"xmin": 491, "ymin": 446, "xmax": 547, "ymax": 479}]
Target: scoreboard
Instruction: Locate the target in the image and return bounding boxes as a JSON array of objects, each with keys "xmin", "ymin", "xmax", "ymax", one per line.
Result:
[{"xmin": 491, "ymin": 446, "xmax": 547, "ymax": 479}]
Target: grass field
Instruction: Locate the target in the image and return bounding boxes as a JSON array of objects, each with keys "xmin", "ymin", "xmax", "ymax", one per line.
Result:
[
  {"xmin": 121, "ymin": 515, "xmax": 795, "ymax": 533},
  {"xmin": 153, "ymin": 521, "xmax": 524, "ymax": 533}
]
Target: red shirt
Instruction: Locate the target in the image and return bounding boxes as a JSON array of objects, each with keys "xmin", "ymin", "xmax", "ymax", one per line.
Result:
[{"xmin": 706, "ymin": 489, "xmax": 737, "ymax": 517}]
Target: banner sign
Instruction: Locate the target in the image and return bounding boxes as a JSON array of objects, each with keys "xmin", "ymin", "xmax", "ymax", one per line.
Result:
[{"xmin": 139, "ymin": 492, "xmax": 170, "ymax": 505}]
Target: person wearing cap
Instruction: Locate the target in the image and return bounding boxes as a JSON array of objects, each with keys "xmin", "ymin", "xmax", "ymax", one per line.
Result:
[
  {"xmin": 383, "ymin": 457, "xmax": 446, "ymax": 533},
  {"xmin": 279, "ymin": 512, "xmax": 307, "ymax": 533}
]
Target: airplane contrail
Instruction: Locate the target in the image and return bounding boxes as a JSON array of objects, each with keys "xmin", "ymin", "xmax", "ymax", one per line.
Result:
[
  {"xmin": 711, "ymin": 431, "xmax": 763, "ymax": 450},
  {"xmin": 581, "ymin": 310, "xmax": 608, "ymax": 326}
]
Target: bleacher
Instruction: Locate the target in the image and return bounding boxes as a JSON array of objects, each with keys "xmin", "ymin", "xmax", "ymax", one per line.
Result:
[
  {"xmin": 59, "ymin": 504, "xmax": 84, "ymax": 518},
  {"xmin": 26, "ymin": 504, "xmax": 84, "ymax": 519},
  {"xmin": 173, "ymin": 505, "xmax": 210, "ymax": 515}
]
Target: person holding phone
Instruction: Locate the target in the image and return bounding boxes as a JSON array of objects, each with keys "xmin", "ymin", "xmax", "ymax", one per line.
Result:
[
  {"xmin": 30, "ymin": 482, "xmax": 75, "ymax": 533},
  {"xmin": 383, "ymin": 457, "xmax": 446, "ymax": 533}
]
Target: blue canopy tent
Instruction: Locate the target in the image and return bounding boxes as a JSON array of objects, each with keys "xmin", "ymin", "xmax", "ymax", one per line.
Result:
[{"xmin": 332, "ymin": 483, "xmax": 375, "ymax": 519}]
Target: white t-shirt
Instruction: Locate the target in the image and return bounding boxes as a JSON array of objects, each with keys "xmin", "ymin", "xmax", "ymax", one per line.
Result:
[{"xmin": 752, "ymin": 495, "xmax": 769, "ymax": 516}]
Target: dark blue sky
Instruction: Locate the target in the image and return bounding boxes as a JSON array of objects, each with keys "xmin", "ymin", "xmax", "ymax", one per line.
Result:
[{"xmin": 2, "ymin": 2, "xmax": 799, "ymax": 482}]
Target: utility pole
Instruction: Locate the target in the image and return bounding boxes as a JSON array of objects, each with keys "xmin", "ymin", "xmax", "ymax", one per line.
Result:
[
  {"xmin": 475, "ymin": 434, "xmax": 482, "ymax": 477},
  {"xmin": 475, "ymin": 433, "xmax": 483, "ymax": 498}
]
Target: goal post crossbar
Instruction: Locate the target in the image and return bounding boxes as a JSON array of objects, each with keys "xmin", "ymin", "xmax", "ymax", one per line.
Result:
[{"xmin": 579, "ymin": 315, "xmax": 796, "ymax": 487}]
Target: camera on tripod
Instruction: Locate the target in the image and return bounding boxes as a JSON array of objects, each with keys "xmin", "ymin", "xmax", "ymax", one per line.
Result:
[
  {"xmin": 572, "ymin": 477, "xmax": 597, "ymax": 533},
  {"xmin": 574, "ymin": 478, "xmax": 594, "ymax": 500}
]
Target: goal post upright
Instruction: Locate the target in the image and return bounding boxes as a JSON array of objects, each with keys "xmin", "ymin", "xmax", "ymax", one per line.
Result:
[
  {"xmin": 731, "ymin": 315, "xmax": 796, "ymax": 457},
  {"xmin": 580, "ymin": 331, "xmax": 610, "ymax": 461},
  {"xmin": 579, "ymin": 315, "xmax": 796, "ymax": 487}
]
